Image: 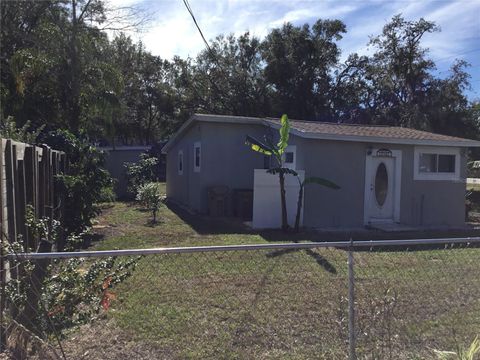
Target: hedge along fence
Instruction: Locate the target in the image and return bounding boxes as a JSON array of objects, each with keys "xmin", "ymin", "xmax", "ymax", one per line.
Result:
[{"xmin": 0, "ymin": 138, "xmax": 66, "ymax": 250}]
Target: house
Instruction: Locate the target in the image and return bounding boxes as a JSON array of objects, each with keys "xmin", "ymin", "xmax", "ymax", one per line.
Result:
[{"xmin": 161, "ymin": 114, "xmax": 480, "ymax": 229}]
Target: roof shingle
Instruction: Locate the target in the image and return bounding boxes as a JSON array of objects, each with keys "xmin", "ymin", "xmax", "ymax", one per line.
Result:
[{"xmin": 264, "ymin": 118, "xmax": 478, "ymax": 144}]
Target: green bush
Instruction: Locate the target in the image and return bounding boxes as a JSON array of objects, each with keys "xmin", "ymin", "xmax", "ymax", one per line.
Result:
[
  {"xmin": 135, "ymin": 182, "xmax": 165, "ymax": 223},
  {"xmin": 0, "ymin": 115, "xmax": 44, "ymax": 144},
  {"xmin": 5, "ymin": 210, "xmax": 138, "ymax": 337},
  {"xmin": 125, "ymin": 153, "xmax": 159, "ymax": 196},
  {"xmin": 41, "ymin": 129, "xmax": 114, "ymax": 238}
]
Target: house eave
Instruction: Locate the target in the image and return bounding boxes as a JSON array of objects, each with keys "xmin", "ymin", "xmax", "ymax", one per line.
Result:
[
  {"xmin": 161, "ymin": 114, "xmax": 264, "ymax": 153},
  {"xmin": 162, "ymin": 115, "xmax": 480, "ymax": 154}
]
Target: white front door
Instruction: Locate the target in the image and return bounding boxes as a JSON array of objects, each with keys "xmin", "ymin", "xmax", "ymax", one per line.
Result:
[{"xmin": 364, "ymin": 150, "xmax": 402, "ymax": 224}]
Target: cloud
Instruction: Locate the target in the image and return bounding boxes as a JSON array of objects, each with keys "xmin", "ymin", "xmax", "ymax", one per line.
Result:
[{"xmin": 106, "ymin": 0, "xmax": 479, "ymax": 98}]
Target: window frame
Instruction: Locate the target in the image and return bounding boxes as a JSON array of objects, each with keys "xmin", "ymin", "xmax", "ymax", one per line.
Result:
[
  {"xmin": 413, "ymin": 147, "xmax": 460, "ymax": 181},
  {"xmin": 193, "ymin": 142, "xmax": 201, "ymax": 173},
  {"xmin": 282, "ymin": 145, "xmax": 297, "ymax": 170},
  {"xmin": 178, "ymin": 150, "xmax": 183, "ymax": 175}
]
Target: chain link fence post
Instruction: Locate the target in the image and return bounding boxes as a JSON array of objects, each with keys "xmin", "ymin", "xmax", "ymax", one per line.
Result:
[{"xmin": 348, "ymin": 238, "xmax": 356, "ymax": 360}]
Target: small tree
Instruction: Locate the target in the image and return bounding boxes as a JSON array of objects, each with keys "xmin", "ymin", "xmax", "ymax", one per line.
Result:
[
  {"xmin": 136, "ymin": 182, "xmax": 164, "ymax": 223},
  {"xmin": 125, "ymin": 153, "xmax": 159, "ymax": 196},
  {"xmin": 245, "ymin": 114, "xmax": 290, "ymax": 231}
]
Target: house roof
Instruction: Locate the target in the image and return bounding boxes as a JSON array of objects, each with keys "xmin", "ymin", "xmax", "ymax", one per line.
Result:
[
  {"xmin": 264, "ymin": 118, "xmax": 480, "ymax": 146},
  {"xmin": 162, "ymin": 113, "xmax": 480, "ymax": 153}
]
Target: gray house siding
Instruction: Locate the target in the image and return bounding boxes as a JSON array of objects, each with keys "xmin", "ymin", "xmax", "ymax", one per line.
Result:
[
  {"xmin": 288, "ymin": 138, "xmax": 465, "ymax": 228},
  {"xmin": 167, "ymin": 121, "xmax": 266, "ymax": 214},
  {"xmin": 166, "ymin": 123, "xmax": 202, "ymax": 211},
  {"xmin": 295, "ymin": 137, "xmax": 366, "ymax": 228},
  {"xmin": 101, "ymin": 147, "xmax": 151, "ymax": 199},
  {"xmin": 166, "ymin": 116, "xmax": 467, "ymax": 228},
  {"xmin": 399, "ymin": 146, "xmax": 466, "ymax": 227},
  {"xmin": 199, "ymin": 122, "xmax": 268, "ymax": 213}
]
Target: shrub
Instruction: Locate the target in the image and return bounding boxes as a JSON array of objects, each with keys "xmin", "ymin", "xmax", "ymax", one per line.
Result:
[
  {"xmin": 0, "ymin": 115, "xmax": 44, "ymax": 144},
  {"xmin": 41, "ymin": 129, "xmax": 114, "ymax": 238},
  {"xmin": 125, "ymin": 153, "xmax": 159, "ymax": 196},
  {"xmin": 5, "ymin": 210, "xmax": 138, "ymax": 342},
  {"xmin": 135, "ymin": 182, "xmax": 165, "ymax": 223}
]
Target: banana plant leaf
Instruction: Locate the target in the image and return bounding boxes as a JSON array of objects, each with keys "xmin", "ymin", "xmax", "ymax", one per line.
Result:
[
  {"xmin": 304, "ymin": 177, "xmax": 340, "ymax": 189},
  {"xmin": 245, "ymin": 135, "xmax": 274, "ymax": 155},
  {"xmin": 277, "ymin": 114, "xmax": 290, "ymax": 154}
]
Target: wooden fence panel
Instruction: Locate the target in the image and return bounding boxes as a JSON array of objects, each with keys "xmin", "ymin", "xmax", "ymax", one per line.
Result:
[{"xmin": 0, "ymin": 139, "xmax": 65, "ymax": 248}]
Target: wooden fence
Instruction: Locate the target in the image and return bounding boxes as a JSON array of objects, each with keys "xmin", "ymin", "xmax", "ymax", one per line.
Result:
[{"xmin": 0, "ymin": 138, "xmax": 66, "ymax": 249}]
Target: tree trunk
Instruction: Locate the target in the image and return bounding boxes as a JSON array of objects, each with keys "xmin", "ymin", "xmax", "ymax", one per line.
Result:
[
  {"xmin": 68, "ymin": 0, "xmax": 81, "ymax": 133},
  {"xmin": 278, "ymin": 172, "xmax": 288, "ymax": 232},
  {"xmin": 294, "ymin": 183, "xmax": 304, "ymax": 232}
]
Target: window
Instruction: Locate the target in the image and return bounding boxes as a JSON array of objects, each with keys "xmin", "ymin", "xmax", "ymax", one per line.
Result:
[
  {"xmin": 438, "ymin": 154, "xmax": 455, "ymax": 172},
  {"xmin": 283, "ymin": 145, "xmax": 296, "ymax": 170},
  {"xmin": 263, "ymin": 155, "xmax": 270, "ymax": 169},
  {"xmin": 285, "ymin": 152, "xmax": 294, "ymax": 164},
  {"xmin": 419, "ymin": 153, "xmax": 455, "ymax": 174},
  {"xmin": 178, "ymin": 150, "xmax": 183, "ymax": 175},
  {"xmin": 414, "ymin": 147, "xmax": 460, "ymax": 180},
  {"xmin": 193, "ymin": 142, "xmax": 201, "ymax": 172},
  {"xmin": 419, "ymin": 153, "xmax": 437, "ymax": 173}
]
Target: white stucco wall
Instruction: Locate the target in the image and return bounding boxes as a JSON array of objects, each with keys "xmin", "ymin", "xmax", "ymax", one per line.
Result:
[{"xmin": 252, "ymin": 169, "xmax": 304, "ymax": 229}]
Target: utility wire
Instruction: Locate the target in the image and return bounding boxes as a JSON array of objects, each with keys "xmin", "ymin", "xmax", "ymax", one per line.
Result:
[
  {"xmin": 182, "ymin": 0, "xmax": 213, "ymax": 56},
  {"xmin": 180, "ymin": 0, "xmax": 231, "ymax": 111}
]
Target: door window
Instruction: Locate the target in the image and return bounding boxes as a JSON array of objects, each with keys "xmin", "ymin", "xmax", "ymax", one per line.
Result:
[{"xmin": 375, "ymin": 162, "xmax": 388, "ymax": 207}]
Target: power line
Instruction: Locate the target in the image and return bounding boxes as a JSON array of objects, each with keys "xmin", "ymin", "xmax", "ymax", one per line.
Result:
[
  {"xmin": 182, "ymin": 0, "xmax": 216, "ymax": 62},
  {"xmin": 180, "ymin": 0, "xmax": 231, "ymax": 111}
]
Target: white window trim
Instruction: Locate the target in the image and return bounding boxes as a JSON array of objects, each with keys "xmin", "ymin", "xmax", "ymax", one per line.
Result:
[
  {"xmin": 178, "ymin": 150, "xmax": 183, "ymax": 175},
  {"xmin": 282, "ymin": 145, "xmax": 297, "ymax": 170},
  {"xmin": 413, "ymin": 146, "xmax": 460, "ymax": 181},
  {"xmin": 193, "ymin": 142, "xmax": 201, "ymax": 173}
]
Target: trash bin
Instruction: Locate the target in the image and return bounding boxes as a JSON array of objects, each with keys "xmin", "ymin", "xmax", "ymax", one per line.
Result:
[
  {"xmin": 233, "ymin": 189, "xmax": 253, "ymax": 220},
  {"xmin": 207, "ymin": 186, "xmax": 229, "ymax": 217}
]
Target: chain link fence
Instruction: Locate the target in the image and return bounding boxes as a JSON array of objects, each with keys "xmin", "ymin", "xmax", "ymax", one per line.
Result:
[{"xmin": 1, "ymin": 239, "xmax": 480, "ymax": 359}]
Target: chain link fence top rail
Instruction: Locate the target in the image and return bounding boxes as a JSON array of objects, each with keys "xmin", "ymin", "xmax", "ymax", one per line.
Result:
[{"xmin": 1, "ymin": 238, "xmax": 480, "ymax": 359}]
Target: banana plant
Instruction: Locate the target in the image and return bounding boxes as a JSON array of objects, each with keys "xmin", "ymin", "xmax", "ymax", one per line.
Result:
[
  {"xmin": 245, "ymin": 114, "xmax": 290, "ymax": 231},
  {"xmin": 246, "ymin": 114, "xmax": 339, "ymax": 232}
]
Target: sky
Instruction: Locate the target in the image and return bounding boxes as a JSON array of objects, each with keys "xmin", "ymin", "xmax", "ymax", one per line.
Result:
[{"xmin": 110, "ymin": 0, "xmax": 480, "ymax": 99}]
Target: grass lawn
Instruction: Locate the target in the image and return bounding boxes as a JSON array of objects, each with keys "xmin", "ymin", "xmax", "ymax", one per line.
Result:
[
  {"xmin": 73, "ymin": 188, "xmax": 480, "ymax": 359},
  {"xmin": 467, "ymin": 183, "xmax": 480, "ymax": 192}
]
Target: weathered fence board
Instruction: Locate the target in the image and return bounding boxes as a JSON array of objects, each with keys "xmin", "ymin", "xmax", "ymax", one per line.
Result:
[{"xmin": 0, "ymin": 139, "xmax": 65, "ymax": 249}]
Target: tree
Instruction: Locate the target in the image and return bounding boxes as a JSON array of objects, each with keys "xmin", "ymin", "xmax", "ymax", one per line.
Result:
[
  {"xmin": 245, "ymin": 114, "xmax": 290, "ymax": 231},
  {"xmin": 339, "ymin": 14, "xmax": 477, "ymax": 141},
  {"xmin": 135, "ymin": 182, "xmax": 164, "ymax": 223},
  {"xmin": 191, "ymin": 32, "xmax": 270, "ymax": 116},
  {"xmin": 261, "ymin": 20, "xmax": 346, "ymax": 120}
]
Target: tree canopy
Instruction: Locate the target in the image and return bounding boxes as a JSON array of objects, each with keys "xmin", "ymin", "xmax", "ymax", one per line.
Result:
[{"xmin": 1, "ymin": 1, "xmax": 478, "ymax": 145}]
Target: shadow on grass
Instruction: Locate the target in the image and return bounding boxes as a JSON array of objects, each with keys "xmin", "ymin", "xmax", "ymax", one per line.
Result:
[
  {"xmin": 166, "ymin": 201, "xmax": 252, "ymax": 235},
  {"xmin": 83, "ymin": 233, "xmax": 105, "ymax": 248},
  {"xmin": 145, "ymin": 219, "xmax": 164, "ymax": 227},
  {"xmin": 166, "ymin": 200, "xmax": 480, "ymax": 251},
  {"xmin": 266, "ymin": 248, "xmax": 337, "ymax": 274}
]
